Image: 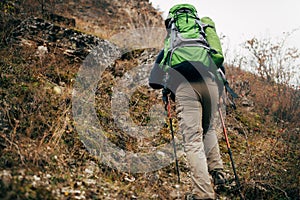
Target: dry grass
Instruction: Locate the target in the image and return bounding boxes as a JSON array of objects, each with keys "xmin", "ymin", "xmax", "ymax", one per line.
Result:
[{"xmin": 224, "ymin": 66, "xmax": 300, "ymax": 199}]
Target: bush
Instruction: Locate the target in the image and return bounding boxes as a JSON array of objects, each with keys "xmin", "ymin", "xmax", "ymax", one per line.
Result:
[{"xmin": 239, "ymin": 33, "xmax": 300, "ymax": 123}]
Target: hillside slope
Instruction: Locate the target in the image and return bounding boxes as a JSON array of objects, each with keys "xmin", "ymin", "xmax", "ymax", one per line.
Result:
[{"xmin": 0, "ymin": 1, "xmax": 299, "ymax": 200}]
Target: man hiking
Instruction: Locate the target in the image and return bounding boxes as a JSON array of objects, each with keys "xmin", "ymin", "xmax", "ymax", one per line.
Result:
[{"xmin": 149, "ymin": 4, "xmax": 226, "ymax": 200}]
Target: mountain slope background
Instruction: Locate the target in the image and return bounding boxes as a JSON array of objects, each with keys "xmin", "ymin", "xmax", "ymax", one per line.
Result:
[{"xmin": 0, "ymin": 0, "xmax": 299, "ymax": 199}]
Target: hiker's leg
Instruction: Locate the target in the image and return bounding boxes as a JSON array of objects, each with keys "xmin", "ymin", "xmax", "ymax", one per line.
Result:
[
  {"xmin": 201, "ymin": 77, "xmax": 224, "ymax": 172},
  {"xmin": 204, "ymin": 122, "xmax": 224, "ymax": 171},
  {"xmin": 176, "ymin": 82, "xmax": 216, "ymax": 199},
  {"xmin": 205, "ymin": 122, "xmax": 227, "ymax": 186}
]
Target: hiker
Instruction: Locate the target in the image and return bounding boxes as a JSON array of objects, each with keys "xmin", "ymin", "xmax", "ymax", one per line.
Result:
[{"xmin": 149, "ymin": 4, "xmax": 226, "ymax": 200}]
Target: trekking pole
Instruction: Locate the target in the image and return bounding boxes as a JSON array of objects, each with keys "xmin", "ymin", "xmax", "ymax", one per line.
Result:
[
  {"xmin": 166, "ymin": 95, "xmax": 181, "ymax": 185},
  {"xmin": 162, "ymin": 88, "xmax": 181, "ymax": 185},
  {"xmin": 218, "ymin": 104, "xmax": 244, "ymax": 200}
]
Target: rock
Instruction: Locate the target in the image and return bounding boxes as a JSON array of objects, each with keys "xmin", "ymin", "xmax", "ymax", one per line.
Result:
[
  {"xmin": 9, "ymin": 17, "xmax": 119, "ymax": 62},
  {"xmin": 44, "ymin": 13, "xmax": 76, "ymax": 27},
  {"xmin": 241, "ymin": 96, "xmax": 254, "ymax": 107},
  {"xmin": 169, "ymin": 189, "xmax": 180, "ymax": 199},
  {"xmin": 0, "ymin": 170, "xmax": 12, "ymax": 188},
  {"xmin": 53, "ymin": 86, "xmax": 62, "ymax": 95},
  {"xmin": 83, "ymin": 178, "xmax": 96, "ymax": 185},
  {"xmin": 36, "ymin": 45, "xmax": 48, "ymax": 56},
  {"xmin": 0, "ymin": 107, "xmax": 9, "ymax": 132}
]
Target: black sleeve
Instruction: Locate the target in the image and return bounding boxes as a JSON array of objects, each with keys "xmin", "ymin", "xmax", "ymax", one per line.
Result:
[{"xmin": 149, "ymin": 50, "xmax": 166, "ymax": 89}]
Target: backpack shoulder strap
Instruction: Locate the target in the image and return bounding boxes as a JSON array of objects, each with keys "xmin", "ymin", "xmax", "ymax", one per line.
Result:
[{"xmin": 195, "ymin": 19, "xmax": 206, "ymax": 36}]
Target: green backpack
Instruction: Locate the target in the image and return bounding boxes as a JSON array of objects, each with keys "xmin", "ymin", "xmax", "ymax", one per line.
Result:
[{"xmin": 160, "ymin": 4, "xmax": 224, "ymax": 72}]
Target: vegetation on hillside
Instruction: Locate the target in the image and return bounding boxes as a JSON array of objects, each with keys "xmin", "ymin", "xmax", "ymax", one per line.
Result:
[{"xmin": 0, "ymin": 0, "xmax": 299, "ymax": 199}]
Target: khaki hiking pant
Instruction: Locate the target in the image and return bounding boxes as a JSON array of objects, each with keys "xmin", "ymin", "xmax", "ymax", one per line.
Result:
[{"xmin": 175, "ymin": 74, "xmax": 223, "ymax": 199}]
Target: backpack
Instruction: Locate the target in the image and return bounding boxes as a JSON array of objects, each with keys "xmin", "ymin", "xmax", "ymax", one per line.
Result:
[{"xmin": 160, "ymin": 4, "xmax": 224, "ymax": 72}]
